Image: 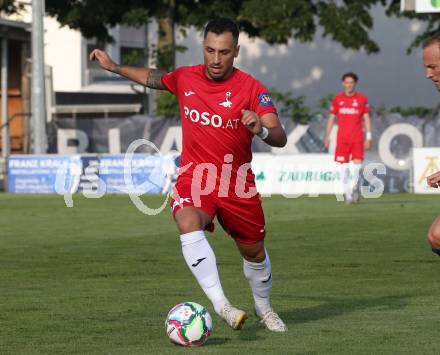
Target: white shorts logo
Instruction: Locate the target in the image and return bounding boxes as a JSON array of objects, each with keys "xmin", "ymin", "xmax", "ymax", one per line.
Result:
[
  {"xmin": 172, "ymin": 197, "xmax": 192, "ymax": 211},
  {"xmin": 336, "ymin": 156, "xmax": 346, "ymax": 162}
]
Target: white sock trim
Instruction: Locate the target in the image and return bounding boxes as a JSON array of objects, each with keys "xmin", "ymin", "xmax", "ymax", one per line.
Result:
[
  {"xmin": 243, "ymin": 257, "xmax": 267, "ymax": 270},
  {"xmin": 180, "ymin": 230, "xmax": 205, "ymax": 246}
]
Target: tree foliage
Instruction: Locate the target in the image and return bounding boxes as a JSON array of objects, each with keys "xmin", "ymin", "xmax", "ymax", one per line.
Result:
[
  {"xmin": 270, "ymin": 88, "xmax": 314, "ymax": 124},
  {"xmin": 0, "ymin": 0, "xmax": 19, "ymax": 14},
  {"xmin": 387, "ymin": 0, "xmax": 440, "ymax": 53},
  {"xmin": 0, "ymin": 0, "xmax": 427, "ymax": 71},
  {"xmin": 155, "ymin": 91, "xmax": 180, "ymax": 118},
  {"xmin": 3, "ymin": 1, "xmax": 439, "ymax": 64},
  {"xmin": 41, "ymin": 0, "xmax": 389, "ymax": 55}
]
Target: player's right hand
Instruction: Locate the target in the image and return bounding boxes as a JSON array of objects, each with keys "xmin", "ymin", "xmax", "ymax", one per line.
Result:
[
  {"xmin": 89, "ymin": 49, "xmax": 117, "ymax": 72},
  {"xmin": 427, "ymin": 171, "xmax": 440, "ymax": 188}
]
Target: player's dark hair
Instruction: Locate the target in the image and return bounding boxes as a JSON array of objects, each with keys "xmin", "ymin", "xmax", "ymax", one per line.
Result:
[
  {"xmin": 204, "ymin": 18, "xmax": 239, "ymax": 44},
  {"xmin": 423, "ymin": 33, "xmax": 440, "ymax": 49},
  {"xmin": 341, "ymin": 72, "xmax": 358, "ymax": 82}
]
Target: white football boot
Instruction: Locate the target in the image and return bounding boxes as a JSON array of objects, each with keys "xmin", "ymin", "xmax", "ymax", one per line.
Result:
[
  {"xmin": 344, "ymin": 192, "xmax": 354, "ymax": 204},
  {"xmin": 255, "ymin": 307, "xmax": 288, "ymax": 332},
  {"xmin": 219, "ymin": 304, "xmax": 248, "ymax": 330}
]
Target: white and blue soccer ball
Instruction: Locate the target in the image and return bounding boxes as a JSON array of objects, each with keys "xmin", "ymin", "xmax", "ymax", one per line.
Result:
[{"xmin": 165, "ymin": 302, "xmax": 213, "ymax": 347}]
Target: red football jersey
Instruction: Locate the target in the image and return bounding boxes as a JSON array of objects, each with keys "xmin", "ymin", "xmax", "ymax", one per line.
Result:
[
  {"xmin": 161, "ymin": 64, "xmax": 277, "ymax": 191},
  {"xmin": 330, "ymin": 92, "xmax": 370, "ymax": 143}
]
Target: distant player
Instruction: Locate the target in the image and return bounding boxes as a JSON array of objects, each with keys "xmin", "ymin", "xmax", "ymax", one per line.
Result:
[
  {"xmin": 422, "ymin": 33, "xmax": 440, "ymax": 256},
  {"xmin": 324, "ymin": 73, "xmax": 373, "ymax": 203},
  {"xmin": 90, "ymin": 18, "xmax": 288, "ymax": 332}
]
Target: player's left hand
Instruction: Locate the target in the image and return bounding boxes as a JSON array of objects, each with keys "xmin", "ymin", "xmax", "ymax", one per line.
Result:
[
  {"xmin": 427, "ymin": 171, "xmax": 440, "ymax": 188},
  {"xmin": 241, "ymin": 110, "xmax": 262, "ymax": 135},
  {"xmin": 365, "ymin": 140, "xmax": 372, "ymax": 150}
]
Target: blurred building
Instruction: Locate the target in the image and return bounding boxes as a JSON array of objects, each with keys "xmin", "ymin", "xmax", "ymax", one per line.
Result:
[
  {"xmin": 5, "ymin": 2, "xmax": 150, "ymax": 123},
  {"xmin": 0, "ymin": 18, "xmax": 31, "ymax": 155},
  {"xmin": 0, "ymin": 2, "xmax": 155, "ymax": 159},
  {"xmin": 44, "ymin": 18, "xmax": 149, "ymax": 120}
]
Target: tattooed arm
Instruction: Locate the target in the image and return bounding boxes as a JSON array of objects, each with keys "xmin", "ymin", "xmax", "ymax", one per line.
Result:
[
  {"xmin": 89, "ymin": 49, "xmax": 167, "ymax": 90},
  {"xmin": 112, "ymin": 65, "xmax": 166, "ymax": 90}
]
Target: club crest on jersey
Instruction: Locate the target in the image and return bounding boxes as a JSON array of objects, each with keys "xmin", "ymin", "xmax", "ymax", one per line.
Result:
[
  {"xmin": 258, "ymin": 92, "xmax": 273, "ymax": 107},
  {"xmin": 219, "ymin": 91, "xmax": 232, "ymax": 108}
]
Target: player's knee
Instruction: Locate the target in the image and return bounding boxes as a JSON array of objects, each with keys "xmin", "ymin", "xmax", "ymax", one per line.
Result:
[
  {"xmin": 177, "ymin": 217, "xmax": 203, "ymax": 234},
  {"xmin": 427, "ymin": 231, "xmax": 440, "ymax": 249},
  {"xmin": 241, "ymin": 244, "xmax": 266, "ymax": 263},
  {"xmin": 175, "ymin": 209, "xmax": 206, "ymax": 234},
  {"xmin": 245, "ymin": 254, "xmax": 265, "ymax": 263},
  {"xmin": 427, "ymin": 221, "xmax": 440, "ymax": 249}
]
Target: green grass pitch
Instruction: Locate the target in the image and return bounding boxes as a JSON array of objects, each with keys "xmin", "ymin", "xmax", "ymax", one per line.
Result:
[{"xmin": 1, "ymin": 193, "xmax": 440, "ymax": 354}]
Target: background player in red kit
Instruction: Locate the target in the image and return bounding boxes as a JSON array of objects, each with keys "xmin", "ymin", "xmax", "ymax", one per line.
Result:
[
  {"xmin": 324, "ymin": 73, "xmax": 373, "ymax": 203},
  {"xmin": 90, "ymin": 18, "xmax": 288, "ymax": 332}
]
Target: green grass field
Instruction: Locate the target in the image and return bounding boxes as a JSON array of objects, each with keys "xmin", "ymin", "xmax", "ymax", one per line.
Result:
[{"xmin": 1, "ymin": 193, "xmax": 440, "ymax": 354}]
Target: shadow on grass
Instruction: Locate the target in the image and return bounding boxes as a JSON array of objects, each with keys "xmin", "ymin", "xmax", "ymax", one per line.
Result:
[
  {"xmin": 205, "ymin": 337, "xmax": 231, "ymax": 346},
  {"xmin": 237, "ymin": 294, "xmax": 414, "ymax": 342},
  {"xmin": 204, "ymin": 337, "xmax": 231, "ymax": 346},
  {"xmin": 237, "ymin": 320, "xmax": 265, "ymax": 342},
  {"xmin": 282, "ymin": 294, "xmax": 412, "ymax": 325}
]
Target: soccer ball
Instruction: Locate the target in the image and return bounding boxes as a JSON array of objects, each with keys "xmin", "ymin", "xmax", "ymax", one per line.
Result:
[{"xmin": 165, "ymin": 302, "xmax": 212, "ymax": 347}]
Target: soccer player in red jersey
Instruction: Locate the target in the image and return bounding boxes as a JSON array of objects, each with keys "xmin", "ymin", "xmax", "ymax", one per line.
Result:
[
  {"xmin": 324, "ymin": 73, "xmax": 373, "ymax": 203},
  {"xmin": 90, "ymin": 18, "xmax": 288, "ymax": 332},
  {"xmin": 422, "ymin": 34, "xmax": 440, "ymax": 257}
]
